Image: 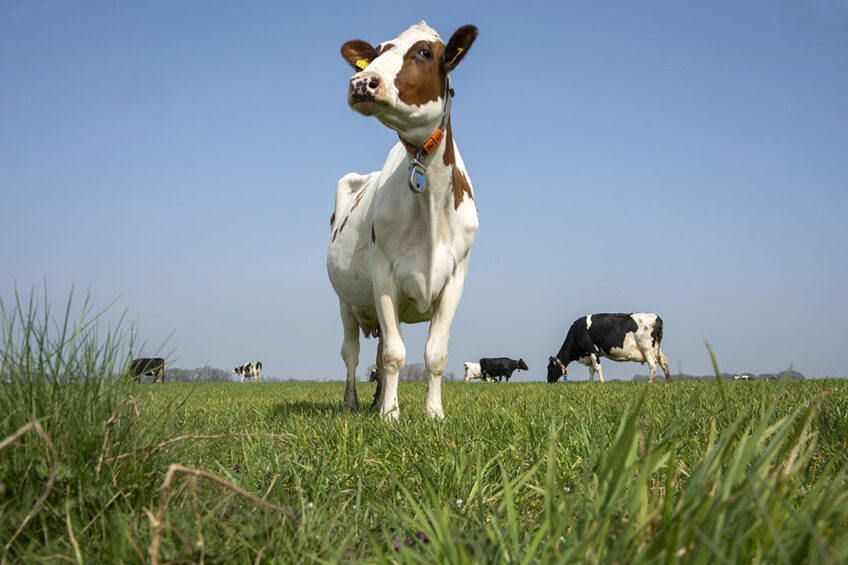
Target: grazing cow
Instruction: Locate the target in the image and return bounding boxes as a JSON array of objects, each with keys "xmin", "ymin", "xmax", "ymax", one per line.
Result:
[
  {"xmin": 233, "ymin": 361, "xmax": 262, "ymax": 383},
  {"xmin": 479, "ymin": 357, "xmax": 529, "ymax": 382},
  {"xmin": 546, "ymin": 313, "xmax": 671, "ymax": 383},
  {"xmin": 463, "ymin": 362, "xmax": 483, "ymax": 382},
  {"xmin": 327, "ymin": 22, "xmax": 479, "ymax": 419},
  {"xmin": 129, "ymin": 357, "xmax": 165, "ymax": 383},
  {"xmin": 368, "ymin": 368, "xmax": 380, "ymax": 382}
]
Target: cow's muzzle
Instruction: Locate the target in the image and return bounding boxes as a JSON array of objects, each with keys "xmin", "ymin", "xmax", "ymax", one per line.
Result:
[{"xmin": 349, "ymin": 73, "xmax": 382, "ymax": 102}]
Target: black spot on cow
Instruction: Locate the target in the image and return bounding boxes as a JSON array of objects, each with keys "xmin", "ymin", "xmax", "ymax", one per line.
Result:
[
  {"xmin": 651, "ymin": 317, "xmax": 663, "ymax": 347},
  {"xmin": 129, "ymin": 357, "xmax": 165, "ymax": 383}
]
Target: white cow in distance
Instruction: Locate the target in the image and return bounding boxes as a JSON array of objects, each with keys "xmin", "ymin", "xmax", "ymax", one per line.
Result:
[
  {"xmin": 463, "ymin": 362, "xmax": 483, "ymax": 382},
  {"xmin": 327, "ymin": 22, "xmax": 480, "ymax": 419}
]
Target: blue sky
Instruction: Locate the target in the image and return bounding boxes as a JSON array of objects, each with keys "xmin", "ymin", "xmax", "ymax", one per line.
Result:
[{"xmin": 2, "ymin": 1, "xmax": 846, "ymax": 381}]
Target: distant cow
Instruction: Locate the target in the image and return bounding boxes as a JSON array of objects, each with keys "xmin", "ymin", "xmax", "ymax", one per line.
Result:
[
  {"xmin": 233, "ymin": 361, "xmax": 262, "ymax": 383},
  {"xmin": 546, "ymin": 313, "xmax": 671, "ymax": 383},
  {"xmin": 368, "ymin": 368, "xmax": 379, "ymax": 382},
  {"xmin": 129, "ymin": 357, "xmax": 165, "ymax": 383},
  {"xmin": 479, "ymin": 357, "xmax": 528, "ymax": 382},
  {"xmin": 463, "ymin": 362, "xmax": 483, "ymax": 382}
]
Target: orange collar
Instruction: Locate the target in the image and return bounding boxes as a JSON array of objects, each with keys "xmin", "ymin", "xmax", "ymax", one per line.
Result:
[
  {"xmin": 399, "ymin": 127, "xmax": 445, "ymax": 155},
  {"xmin": 402, "ymin": 76, "xmax": 454, "ymax": 193}
]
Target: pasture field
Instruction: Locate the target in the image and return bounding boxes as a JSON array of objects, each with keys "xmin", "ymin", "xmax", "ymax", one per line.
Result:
[
  {"xmin": 2, "ymin": 296, "xmax": 848, "ymax": 563},
  {"xmin": 3, "ymin": 377, "xmax": 848, "ymax": 564}
]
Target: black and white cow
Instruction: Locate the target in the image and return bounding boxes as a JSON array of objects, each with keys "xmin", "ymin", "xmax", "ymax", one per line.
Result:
[
  {"xmin": 479, "ymin": 357, "xmax": 528, "ymax": 382},
  {"xmin": 546, "ymin": 313, "xmax": 671, "ymax": 383},
  {"xmin": 129, "ymin": 357, "xmax": 165, "ymax": 383},
  {"xmin": 233, "ymin": 361, "xmax": 262, "ymax": 383}
]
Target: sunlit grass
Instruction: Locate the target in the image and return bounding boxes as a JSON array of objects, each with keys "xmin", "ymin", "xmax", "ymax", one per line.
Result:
[{"xmin": 2, "ymin": 289, "xmax": 847, "ymax": 563}]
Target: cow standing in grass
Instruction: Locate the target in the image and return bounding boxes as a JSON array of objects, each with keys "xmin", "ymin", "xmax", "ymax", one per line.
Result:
[
  {"xmin": 129, "ymin": 357, "xmax": 165, "ymax": 383},
  {"xmin": 327, "ymin": 23, "xmax": 479, "ymax": 419},
  {"xmin": 546, "ymin": 313, "xmax": 671, "ymax": 383},
  {"xmin": 463, "ymin": 362, "xmax": 483, "ymax": 382},
  {"xmin": 480, "ymin": 357, "xmax": 528, "ymax": 382},
  {"xmin": 233, "ymin": 361, "xmax": 262, "ymax": 383}
]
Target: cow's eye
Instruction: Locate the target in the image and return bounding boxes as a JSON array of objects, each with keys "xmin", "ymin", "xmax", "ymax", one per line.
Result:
[{"xmin": 418, "ymin": 47, "xmax": 433, "ymax": 59}]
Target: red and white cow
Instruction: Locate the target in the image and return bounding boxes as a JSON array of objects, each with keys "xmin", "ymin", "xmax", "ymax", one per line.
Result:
[{"xmin": 327, "ymin": 23, "xmax": 479, "ymax": 419}]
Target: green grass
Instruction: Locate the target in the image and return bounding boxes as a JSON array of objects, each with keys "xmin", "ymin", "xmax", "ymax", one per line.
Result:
[{"xmin": 2, "ymin": 292, "xmax": 848, "ymax": 563}]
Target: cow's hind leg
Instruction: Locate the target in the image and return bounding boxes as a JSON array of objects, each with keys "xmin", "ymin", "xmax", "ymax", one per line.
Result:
[
  {"xmin": 339, "ymin": 301, "xmax": 360, "ymax": 411},
  {"xmin": 642, "ymin": 347, "xmax": 659, "ymax": 383},
  {"xmin": 371, "ymin": 337, "xmax": 385, "ymax": 410}
]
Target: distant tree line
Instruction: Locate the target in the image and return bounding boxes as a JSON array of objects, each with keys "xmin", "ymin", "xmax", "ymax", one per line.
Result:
[
  {"xmin": 632, "ymin": 370, "xmax": 806, "ymax": 382},
  {"xmin": 165, "ymin": 366, "xmax": 231, "ymax": 382}
]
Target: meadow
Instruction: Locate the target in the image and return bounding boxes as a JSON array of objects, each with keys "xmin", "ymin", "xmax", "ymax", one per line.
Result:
[{"xmin": 2, "ymin": 295, "xmax": 848, "ymax": 563}]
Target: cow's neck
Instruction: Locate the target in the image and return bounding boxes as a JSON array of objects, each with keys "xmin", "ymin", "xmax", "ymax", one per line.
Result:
[
  {"xmin": 400, "ymin": 120, "xmax": 457, "ymax": 209},
  {"xmin": 398, "ymin": 119, "xmax": 462, "ymax": 306}
]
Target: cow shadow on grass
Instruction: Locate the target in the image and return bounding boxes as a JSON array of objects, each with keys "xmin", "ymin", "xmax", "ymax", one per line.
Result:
[{"xmin": 269, "ymin": 399, "xmax": 375, "ymax": 421}]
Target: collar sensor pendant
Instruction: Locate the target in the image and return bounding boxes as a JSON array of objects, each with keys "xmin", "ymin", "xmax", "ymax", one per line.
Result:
[{"xmin": 409, "ymin": 161, "xmax": 427, "ymax": 193}]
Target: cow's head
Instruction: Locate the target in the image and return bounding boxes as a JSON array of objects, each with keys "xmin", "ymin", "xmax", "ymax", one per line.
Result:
[
  {"xmin": 546, "ymin": 356, "xmax": 567, "ymax": 383},
  {"xmin": 341, "ymin": 23, "xmax": 477, "ymax": 145},
  {"xmin": 232, "ymin": 366, "xmax": 243, "ymax": 375},
  {"xmin": 517, "ymin": 358, "xmax": 529, "ymax": 372}
]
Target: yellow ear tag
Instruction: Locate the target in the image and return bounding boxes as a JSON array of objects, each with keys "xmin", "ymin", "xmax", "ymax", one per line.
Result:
[
  {"xmin": 449, "ymin": 47, "xmax": 463, "ymax": 66},
  {"xmin": 355, "ymin": 59, "xmax": 370, "ymax": 70}
]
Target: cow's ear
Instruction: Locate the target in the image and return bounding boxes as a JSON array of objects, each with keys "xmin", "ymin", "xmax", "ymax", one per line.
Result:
[
  {"xmin": 341, "ymin": 40, "xmax": 377, "ymax": 71},
  {"xmin": 442, "ymin": 25, "xmax": 477, "ymax": 72}
]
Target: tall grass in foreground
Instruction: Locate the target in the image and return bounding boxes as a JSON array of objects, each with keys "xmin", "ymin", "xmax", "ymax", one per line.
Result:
[
  {"xmin": 2, "ymin": 291, "xmax": 847, "ymax": 563},
  {"xmin": 0, "ymin": 288, "xmax": 176, "ymax": 563}
]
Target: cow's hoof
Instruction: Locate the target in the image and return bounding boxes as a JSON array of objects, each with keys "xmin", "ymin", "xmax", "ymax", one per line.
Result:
[
  {"xmin": 342, "ymin": 397, "xmax": 359, "ymax": 411},
  {"xmin": 379, "ymin": 405, "xmax": 399, "ymax": 420},
  {"xmin": 426, "ymin": 404, "xmax": 445, "ymax": 420}
]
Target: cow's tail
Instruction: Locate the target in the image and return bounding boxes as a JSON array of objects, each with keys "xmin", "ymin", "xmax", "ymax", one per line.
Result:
[{"xmin": 653, "ymin": 316, "xmax": 672, "ymax": 381}]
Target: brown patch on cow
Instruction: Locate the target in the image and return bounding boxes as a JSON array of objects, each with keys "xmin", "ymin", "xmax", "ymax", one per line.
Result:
[
  {"xmin": 330, "ymin": 211, "xmax": 336, "ymax": 227},
  {"xmin": 341, "ymin": 40, "xmax": 377, "ymax": 70},
  {"xmin": 371, "ymin": 223, "xmax": 376, "ymax": 243},
  {"xmin": 338, "ymin": 216, "xmax": 349, "ymax": 234},
  {"xmin": 350, "ymin": 185, "xmax": 367, "ymax": 212},
  {"xmin": 377, "ymin": 42, "xmax": 395, "ymax": 56},
  {"xmin": 331, "ymin": 228, "xmax": 338, "ymax": 242},
  {"xmin": 395, "ymin": 40, "xmax": 446, "ymax": 106},
  {"xmin": 442, "ymin": 118, "xmax": 473, "ymax": 209}
]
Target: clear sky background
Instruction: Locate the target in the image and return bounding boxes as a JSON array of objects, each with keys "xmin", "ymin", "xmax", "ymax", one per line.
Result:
[{"xmin": 2, "ymin": 1, "xmax": 846, "ymax": 381}]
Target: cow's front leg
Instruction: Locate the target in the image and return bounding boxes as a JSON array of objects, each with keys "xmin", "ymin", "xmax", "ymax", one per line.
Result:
[
  {"xmin": 339, "ymin": 301, "xmax": 360, "ymax": 411},
  {"xmin": 376, "ymin": 298, "xmax": 403, "ymax": 419},
  {"xmin": 593, "ymin": 356, "xmax": 606, "ymax": 383},
  {"xmin": 424, "ymin": 269, "xmax": 468, "ymax": 419},
  {"xmin": 373, "ymin": 272, "xmax": 403, "ymax": 419}
]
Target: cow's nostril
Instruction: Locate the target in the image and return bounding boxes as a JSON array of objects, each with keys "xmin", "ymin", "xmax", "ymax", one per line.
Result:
[{"xmin": 368, "ymin": 77, "xmax": 380, "ymax": 89}]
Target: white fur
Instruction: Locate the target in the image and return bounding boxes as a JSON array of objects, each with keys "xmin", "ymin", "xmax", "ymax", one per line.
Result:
[
  {"xmin": 328, "ymin": 24, "xmax": 478, "ymax": 419},
  {"xmin": 463, "ymin": 362, "xmax": 483, "ymax": 382}
]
